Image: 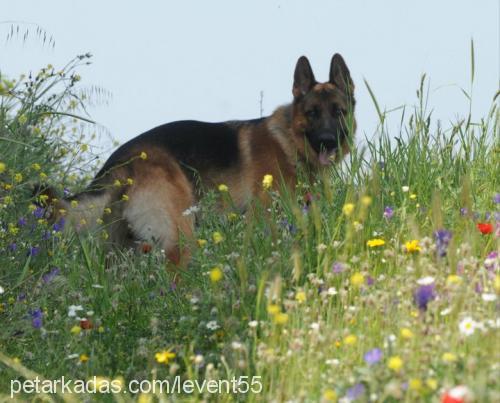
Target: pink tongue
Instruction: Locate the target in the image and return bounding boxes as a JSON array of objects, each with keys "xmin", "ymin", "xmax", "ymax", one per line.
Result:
[{"xmin": 319, "ymin": 150, "xmax": 332, "ymax": 166}]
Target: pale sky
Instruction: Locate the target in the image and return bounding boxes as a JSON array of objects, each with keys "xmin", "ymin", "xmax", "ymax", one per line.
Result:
[{"xmin": 2, "ymin": 0, "xmax": 499, "ymax": 150}]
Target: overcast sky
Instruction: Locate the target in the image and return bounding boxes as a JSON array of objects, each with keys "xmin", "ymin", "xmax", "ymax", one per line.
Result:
[{"xmin": 2, "ymin": 0, "xmax": 498, "ymax": 149}]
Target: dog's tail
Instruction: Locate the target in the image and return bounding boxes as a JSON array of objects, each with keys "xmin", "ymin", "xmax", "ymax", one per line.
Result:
[{"xmin": 33, "ymin": 183, "xmax": 117, "ymax": 232}]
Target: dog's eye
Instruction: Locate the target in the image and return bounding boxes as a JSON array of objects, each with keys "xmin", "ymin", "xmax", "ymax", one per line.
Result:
[{"xmin": 305, "ymin": 107, "xmax": 319, "ymax": 119}]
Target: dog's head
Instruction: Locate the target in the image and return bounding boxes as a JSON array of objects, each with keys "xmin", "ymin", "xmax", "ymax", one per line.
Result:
[{"xmin": 291, "ymin": 54, "xmax": 356, "ymax": 166}]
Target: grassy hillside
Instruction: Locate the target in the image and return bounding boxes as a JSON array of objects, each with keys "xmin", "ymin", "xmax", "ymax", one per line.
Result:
[{"xmin": 0, "ymin": 55, "xmax": 498, "ymax": 402}]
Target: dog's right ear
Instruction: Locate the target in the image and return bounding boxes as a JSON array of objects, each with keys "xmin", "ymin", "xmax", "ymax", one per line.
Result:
[{"xmin": 293, "ymin": 56, "xmax": 316, "ymax": 98}]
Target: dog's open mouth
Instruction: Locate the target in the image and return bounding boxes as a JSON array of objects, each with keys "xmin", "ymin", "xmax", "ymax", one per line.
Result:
[{"xmin": 318, "ymin": 149, "xmax": 336, "ymax": 166}]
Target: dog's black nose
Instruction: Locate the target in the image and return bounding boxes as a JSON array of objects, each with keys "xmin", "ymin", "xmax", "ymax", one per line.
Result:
[{"xmin": 317, "ymin": 132, "xmax": 338, "ymax": 150}]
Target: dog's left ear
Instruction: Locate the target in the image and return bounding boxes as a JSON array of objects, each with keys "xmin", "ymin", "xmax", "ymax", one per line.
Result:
[{"xmin": 329, "ymin": 53, "xmax": 354, "ymax": 94}]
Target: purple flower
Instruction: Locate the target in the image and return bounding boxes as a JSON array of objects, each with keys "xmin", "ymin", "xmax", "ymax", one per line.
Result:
[
  {"xmin": 42, "ymin": 267, "xmax": 60, "ymax": 284},
  {"xmin": 42, "ymin": 230, "xmax": 51, "ymax": 240},
  {"xmin": 28, "ymin": 246, "xmax": 40, "ymax": 257},
  {"xmin": 346, "ymin": 383, "xmax": 365, "ymax": 401},
  {"xmin": 53, "ymin": 217, "xmax": 65, "ymax": 232},
  {"xmin": 434, "ymin": 229, "xmax": 452, "ymax": 257},
  {"xmin": 332, "ymin": 262, "xmax": 344, "ymax": 273},
  {"xmin": 366, "ymin": 276, "xmax": 375, "ymax": 286},
  {"xmin": 31, "ymin": 308, "xmax": 43, "ymax": 329},
  {"xmin": 494, "ymin": 193, "xmax": 500, "ymax": 204},
  {"xmin": 63, "ymin": 188, "xmax": 71, "ymax": 197},
  {"xmin": 460, "ymin": 207, "xmax": 468, "ymax": 216},
  {"xmin": 364, "ymin": 348, "xmax": 383, "ymax": 365},
  {"xmin": 33, "ymin": 207, "xmax": 45, "ymax": 219},
  {"xmin": 8, "ymin": 242, "xmax": 17, "ymax": 252},
  {"xmin": 383, "ymin": 206, "xmax": 394, "ymax": 219},
  {"xmin": 414, "ymin": 284, "xmax": 436, "ymax": 311},
  {"xmin": 17, "ymin": 217, "xmax": 27, "ymax": 227}
]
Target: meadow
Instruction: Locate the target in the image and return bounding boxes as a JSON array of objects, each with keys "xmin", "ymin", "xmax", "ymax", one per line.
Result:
[{"xmin": 0, "ymin": 49, "xmax": 499, "ymax": 402}]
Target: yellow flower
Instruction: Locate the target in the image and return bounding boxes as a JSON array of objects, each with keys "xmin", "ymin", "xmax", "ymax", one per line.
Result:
[
  {"xmin": 212, "ymin": 231, "xmax": 223, "ymax": 244},
  {"xmin": 209, "ymin": 267, "xmax": 223, "ymax": 283},
  {"xmin": 494, "ymin": 275, "xmax": 500, "ymax": 293},
  {"xmin": 14, "ymin": 173, "xmax": 23, "ymax": 183},
  {"xmin": 295, "ymin": 291, "xmax": 306, "ymax": 303},
  {"xmin": 101, "ymin": 230, "xmax": 109, "ymax": 240},
  {"xmin": 404, "ymin": 240, "xmax": 421, "ymax": 253},
  {"xmin": 400, "ymin": 328, "xmax": 414, "ymax": 340},
  {"xmin": 409, "ymin": 193, "xmax": 417, "ymax": 200},
  {"xmin": 342, "ymin": 203, "xmax": 355, "ymax": 216},
  {"xmin": 350, "ymin": 272, "xmax": 364, "ymax": 287},
  {"xmin": 79, "ymin": 354, "xmax": 89, "ymax": 363},
  {"xmin": 18, "ymin": 114, "xmax": 28, "ymax": 125},
  {"xmin": 387, "ymin": 356, "xmax": 403, "ymax": 372},
  {"xmin": 367, "ymin": 238, "xmax": 385, "ymax": 248},
  {"xmin": 4, "ymin": 183, "xmax": 12, "ymax": 190},
  {"xmin": 361, "ymin": 196, "xmax": 372, "ymax": 207},
  {"xmin": 442, "ymin": 352, "xmax": 457, "ymax": 363},
  {"xmin": 104, "ymin": 207, "xmax": 112, "ymax": 214},
  {"xmin": 0, "ymin": 162, "xmax": 6, "ymax": 173},
  {"xmin": 121, "ymin": 194, "xmax": 129, "ymax": 202},
  {"xmin": 197, "ymin": 239, "xmax": 207, "ymax": 247},
  {"xmin": 425, "ymin": 378, "xmax": 438, "ymax": 390},
  {"xmin": 126, "ymin": 178, "xmax": 134, "ymax": 185},
  {"xmin": 140, "ymin": 151, "xmax": 148, "ymax": 160},
  {"xmin": 4, "ymin": 196, "xmax": 12, "ymax": 205},
  {"xmin": 70, "ymin": 325, "xmax": 81, "ymax": 335},
  {"xmin": 227, "ymin": 212, "xmax": 238, "ymax": 221},
  {"xmin": 446, "ymin": 275, "xmax": 462, "ymax": 286},
  {"xmin": 273, "ymin": 312, "xmax": 288, "ymax": 325},
  {"xmin": 96, "ymin": 218, "xmax": 104, "ymax": 225},
  {"xmin": 262, "ymin": 174, "xmax": 273, "ymax": 190},
  {"xmin": 155, "ymin": 349, "xmax": 176, "ymax": 364},
  {"xmin": 138, "ymin": 394, "xmax": 153, "ymax": 403},
  {"xmin": 267, "ymin": 304, "xmax": 280, "ymax": 315},
  {"xmin": 114, "ymin": 179, "xmax": 122, "ymax": 187},
  {"xmin": 323, "ymin": 389, "xmax": 337, "ymax": 401},
  {"xmin": 80, "ymin": 144, "xmax": 88, "ymax": 152},
  {"xmin": 343, "ymin": 334, "xmax": 357, "ymax": 345},
  {"xmin": 218, "ymin": 184, "xmax": 229, "ymax": 192},
  {"xmin": 39, "ymin": 172, "xmax": 47, "ymax": 180},
  {"xmin": 79, "ymin": 219, "xmax": 87, "ymax": 226},
  {"xmin": 59, "ymin": 209, "xmax": 67, "ymax": 216},
  {"xmin": 409, "ymin": 378, "xmax": 422, "ymax": 392},
  {"xmin": 70, "ymin": 200, "xmax": 79, "ymax": 208},
  {"xmin": 31, "ymin": 163, "xmax": 41, "ymax": 171}
]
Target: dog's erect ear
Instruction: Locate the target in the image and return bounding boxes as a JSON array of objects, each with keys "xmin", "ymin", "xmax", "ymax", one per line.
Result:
[
  {"xmin": 293, "ymin": 56, "xmax": 316, "ymax": 98},
  {"xmin": 329, "ymin": 53, "xmax": 354, "ymax": 94}
]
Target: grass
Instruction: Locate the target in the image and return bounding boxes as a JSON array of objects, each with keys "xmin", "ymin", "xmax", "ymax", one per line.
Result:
[{"xmin": 0, "ymin": 52, "xmax": 499, "ymax": 402}]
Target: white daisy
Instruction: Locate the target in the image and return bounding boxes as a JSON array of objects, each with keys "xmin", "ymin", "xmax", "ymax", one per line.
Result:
[
  {"xmin": 417, "ymin": 276, "xmax": 435, "ymax": 285},
  {"xmin": 459, "ymin": 317, "xmax": 477, "ymax": 336}
]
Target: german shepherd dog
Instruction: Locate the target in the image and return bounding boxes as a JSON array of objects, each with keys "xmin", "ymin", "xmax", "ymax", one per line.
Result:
[{"xmin": 43, "ymin": 54, "xmax": 356, "ymax": 264}]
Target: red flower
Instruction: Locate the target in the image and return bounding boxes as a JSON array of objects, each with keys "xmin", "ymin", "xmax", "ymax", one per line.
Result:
[
  {"xmin": 142, "ymin": 243, "xmax": 152, "ymax": 253},
  {"xmin": 441, "ymin": 385, "xmax": 472, "ymax": 403},
  {"xmin": 477, "ymin": 223, "xmax": 493, "ymax": 235},
  {"xmin": 80, "ymin": 319, "xmax": 93, "ymax": 330}
]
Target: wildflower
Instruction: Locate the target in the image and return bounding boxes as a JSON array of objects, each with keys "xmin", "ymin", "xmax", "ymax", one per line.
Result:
[
  {"xmin": 414, "ymin": 284, "xmax": 436, "ymax": 311},
  {"xmin": 494, "ymin": 193, "xmax": 500, "ymax": 204},
  {"xmin": 140, "ymin": 151, "xmax": 148, "ymax": 160},
  {"xmin": 28, "ymin": 246, "xmax": 40, "ymax": 257},
  {"xmin": 408, "ymin": 378, "xmax": 422, "ymax": 392},
  {"xmin": 322, "ymin": 389, "xmax": 337, "ymax": 402},
  {"xmin": 114, "ymin": 179, "xmax": 122, "ymax": 187},
  {"xmin": 332, "ymin": 261, "xmax": 345, "ymax": 273},
  {"xmin": 127, "ymin": 178, "xmax": 134, "ymax": 185},
  {"xmin": 383, "ymin": 206, "xmax": 394, "ymax": 219},
  {"xmin": 197, "ymin": 239, "xmax": 207, "ymax": 247},
  {"xmin": 426, "ymin": 378, "xmax": 438, "ymax": 391},
  {"xmin": 39, "ymin": 172, "xmax": 47, "ymax": 181},
  {"xmin": 0, "ymin": 162, "xmax": 6, "ymax": 173},
  {"xmin": 273, "ymin": 312, "xmax": 288, "ymax": 325},
  {"xmin": 404, "ymin": 240, "xmax": 421, "ymax": 253},
  {"xmin": 361, "ymin": 195, "xmax": 372, "ymax": 207},
  {"xmin": 367, "ymin": 238, "xmax": 385, "ymax": 248},
  {"xmin": 121, "ymin": 194, "xmax": 129, "ymax": 201},
  {"xmin": 209, "ymin": 267, "xmax": 223, "ymax": 283},
  {"xmin": 0, "ymin": 285, "xmax": 4, "ymax": 294},
  {"xmin": 212, "ymin": 231, "xmax": 223, "ymax": 244},
  {"xmin": 441, "ymin": 385, "xmax": 472, "ymax": 403},
  {"xmin": 295, "ymin": 291, "xmax": 306, "ymax": 303},
  {"xmin": 435, "ymin": 229, "xmax": 452, "ymax": 257},
  {"xmin": 387, "ymin": 356, "xmax": 403, "ymax": 372},
  {"xmin": 364, "ymin": 348, "xmax": 382, "ymax": 365},
  {"xmin": 442, "ymin": 352, "xmax": 457, "ymax": 363},
  {"xmin": 401, "ymin": 186, "xmax": 409, "ymax": 192},
  {"xmin": 417, "ymin": 276, "xmax": 435, "ymax": 285},
  {"xmin": 342, "ymin": 203, "xmax": 355, "ymax": 216},
  {"xmin": 218, "ymin": 184, "xmax": 228, "ymax": 192},
  {"xmin": 346, "ymin": 383, "xmax": 365, "ymax": 401},
  {"xmin": 68, "ymin": 305, "xmax": 84, "ymax": 317},
  {"xmin": 79, "ymin": 354, "xmax": 89, "ymax": 363},
  {"xmin": 80, "ymin": 319, "xmax": 93, "ymax": 329},
  {"xmin": 458, "ymin": 317, "xmax": 477, "ymax": 336},
  {"xmin": 14, "ymin": 173, "xmax": 23, "ymax": 183},
  {"xmin": 42, "ymin": 267, "xmax": 60, "ymax": 284},
  {"xmin": 267, "ymin": 304, "xmax": 281, "ymax": 315},
  {"xmin": 400, "ymin": 328, "xmax": 413, "ymax": 340},
  {"xmin": 409, "ymin": 193, "xmax": 417, "ymax": 200},
  {"xmin": 206, "ymin": 320, "xmax": 219, "ymax": 330},
  {"xmin": 227, "ymin": 212, "xmax": 238, "ymax": 221},
  {"xmin": 446, "ymin": 275, "xmax": 462, "ymax": 286},
  {"xmin": 70, "ymin": 325, "xmax": 81, "ymax": 335},
  {"xmin": 350, "ymin": 273, "xmax": 365, "ymax": 287},
  {"xmin": 104, "ymin": 207, "xmax": 112, "ymax": 214},
  {"xmin": 262, "ymin": 174, "xmax": 273, "ymax": 190},
  {"xmin": 31, "ymin": 163, "xmax": 41, "ymax": 171},
  {"xmin": 70, "ymin": 200, "xmax": 78, "ymax": 208},
  {"xmin": 31, "ymin": 308, "xmax": 43, "ymax": 329},
  {"xmin": 343, "ymin": 334, "xmax": 357, "ymax": 345},
  {"xmin": 476, "ymin": 223, "xmax": 493, "ymax": 234},
  {"xmin": 155, "ymin": 349, "xmax": 176, "ymax": 364},
  {"xmin": 481, "ymin": 293, "xmax": 497, "ymax": 302}
]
